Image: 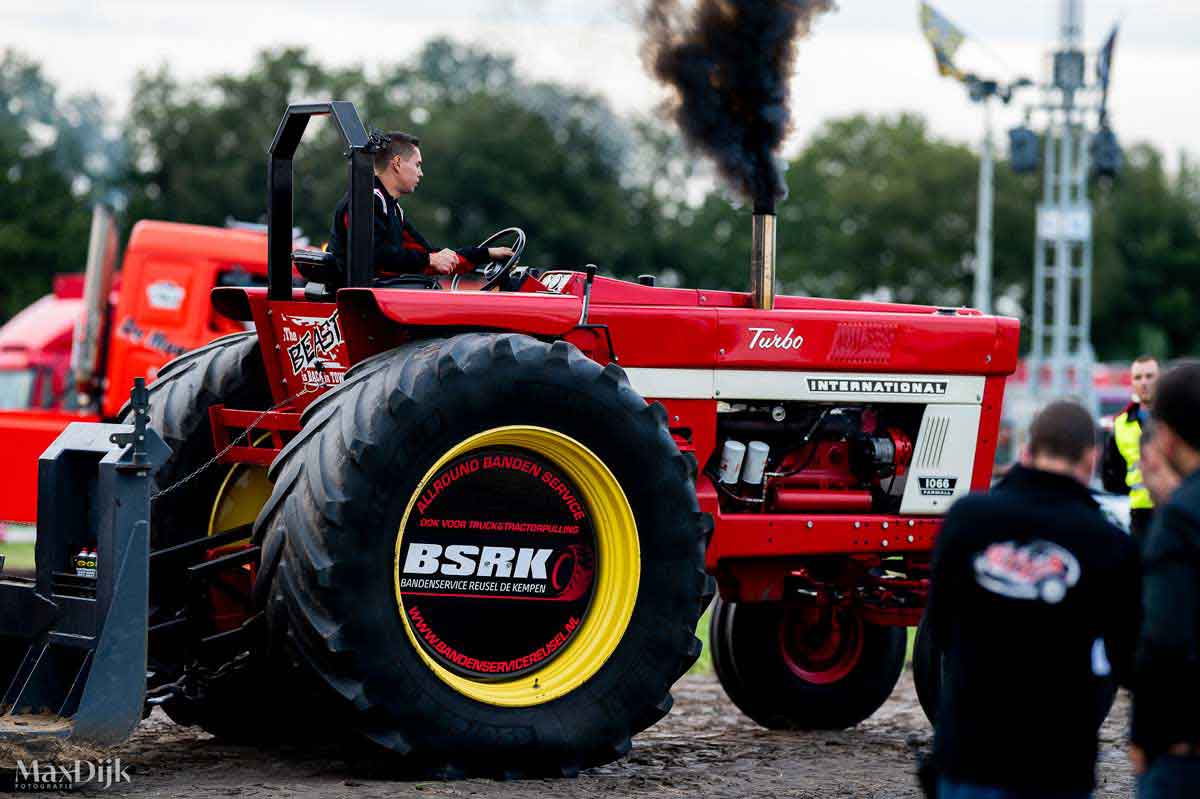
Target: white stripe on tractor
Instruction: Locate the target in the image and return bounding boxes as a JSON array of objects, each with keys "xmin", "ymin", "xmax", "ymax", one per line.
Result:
[{"xmin": 621, "ymin": 368, "xmax": 986, "ymax": 405}]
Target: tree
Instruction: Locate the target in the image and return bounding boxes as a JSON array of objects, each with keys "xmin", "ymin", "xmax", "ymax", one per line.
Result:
[
  {"xmin": 650, "ymin": 114, "xmax": 1040, "ymax": 312},
  {"xmin": 652, "ymin": 113, "xmax": 1200, "ymax": 365},
  {"xmin": 122, "ymin": 48, "xmax": 351, "ymax": 239},
  {"xmin": 1091, "ymin": 144, "xmax": 1200, "ymax": 359},
  {"xmin": 4, "ymin": 42, "xmax": 1198, "ymax": 363},
  {"xmin": 121, "ymin": 40, "xmax": 654, "ymax": 276},
  {"xmin": 0, "ymin": 50, "xmax": 106, "ymax": 320}
]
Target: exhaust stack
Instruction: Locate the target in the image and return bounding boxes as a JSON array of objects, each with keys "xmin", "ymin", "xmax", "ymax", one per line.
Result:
[
  {"xmin": 642, "ymin": 0, "xmax": 831, "ymax": 311},
  {"xmin": 70, "ymin": 205, "xmax": 119, "ymax": 407},
  {"xmin": 750, "ymin": 208, "xmax": 777, "ymax": 310}
]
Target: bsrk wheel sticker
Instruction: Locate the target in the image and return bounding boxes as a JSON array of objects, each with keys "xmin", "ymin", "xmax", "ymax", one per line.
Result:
[{"xmin": 397, "ymin": 447, "xmax": 598, "ymax": 679}]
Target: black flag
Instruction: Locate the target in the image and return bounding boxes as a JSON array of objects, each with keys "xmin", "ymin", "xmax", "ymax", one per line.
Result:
[{"xmin": 1096, "ymin": 23, "xmax": 1119, "ymax": 120}]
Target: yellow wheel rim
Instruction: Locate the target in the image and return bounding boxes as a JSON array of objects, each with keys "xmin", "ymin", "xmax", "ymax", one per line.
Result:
[
  {"xmin": 394, "ymin": 425, "xmax": 640, "ymax": 707},
  {"xmin": 207, "ymin": 433, "xmax": 274, "ymax": 540}
]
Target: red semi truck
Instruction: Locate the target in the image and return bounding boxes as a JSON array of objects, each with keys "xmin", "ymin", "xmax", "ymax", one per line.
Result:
[{"xmin": 0, "ymin": 209, "xmax": 272, "ymax": 523}]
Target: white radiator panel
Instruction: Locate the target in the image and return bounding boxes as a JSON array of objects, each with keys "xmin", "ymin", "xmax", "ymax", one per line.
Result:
[{"xmin": 899, "ymin": 404, "xmax": 981, "ymax": 515}]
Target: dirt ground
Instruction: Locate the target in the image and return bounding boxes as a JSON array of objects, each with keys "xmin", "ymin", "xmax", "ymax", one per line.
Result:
[{"xmin": 27, "ymin": 669, "xmax": 1131, "ymax": 798}]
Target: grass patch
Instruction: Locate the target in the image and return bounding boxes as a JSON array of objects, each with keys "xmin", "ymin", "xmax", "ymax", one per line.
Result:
[
  {"xmin": 0, "ymin": 541, "xmax": 36, "ymax": 574},
  {"xmin": 688, "ymin": 605, "xmax": 713, "ymax": 675}
]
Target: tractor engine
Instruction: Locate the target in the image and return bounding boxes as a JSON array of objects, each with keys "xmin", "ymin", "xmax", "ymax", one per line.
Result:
[{"xmin": 710, "ymin": 402, "xmax": 918, "ymax": 516}]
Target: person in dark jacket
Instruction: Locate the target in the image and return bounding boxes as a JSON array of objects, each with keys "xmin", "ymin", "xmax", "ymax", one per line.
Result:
[
  {"xmin": 327, "ymin": 131, "xmax": 512, "ymax": 281},
  {"xmin": 1139, "ymin": 420, "xmax": 1181, "ymax": 511},
  {"xmin": 927, "ymin": 400, "xmax": 1141, "ymax": 799},
  {"xmin": 1102, "ymin": 355, "xmax": 1160, "ymax": 538},
  {"xmin": 1130, "ymin": 360, "xmax": 1200, "ymax": 797}
]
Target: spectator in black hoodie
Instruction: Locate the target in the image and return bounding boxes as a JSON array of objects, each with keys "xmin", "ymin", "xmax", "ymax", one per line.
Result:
[
  {"xmin": 1131, "ymin": 360, "xmax": 1200, "ymax": 798},
  {"xmin": 927, "ymin": 400, "xmax": 1140, "ymax": 799}
]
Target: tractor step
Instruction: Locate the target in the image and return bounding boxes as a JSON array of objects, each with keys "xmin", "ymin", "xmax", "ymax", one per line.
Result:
[{"xmin": 0, "ymin": 380, "xmax": 168, "ymax": 746}]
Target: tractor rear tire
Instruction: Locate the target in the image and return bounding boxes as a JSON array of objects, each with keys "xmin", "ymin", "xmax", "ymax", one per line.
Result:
[
  {"xmin": 710, "ymin": 596, "xmax": 905, "ymax": 730},
  {"xmin": 256, "ymin": 333, "xmax": 711, "ymax": 775},
  {"xmin": 121, "ymin": 331, "xmax": 272, "ymax": 550},
  {"xmin": 119, "ymin": 331, "xmax": 278, "ymax": 740}
]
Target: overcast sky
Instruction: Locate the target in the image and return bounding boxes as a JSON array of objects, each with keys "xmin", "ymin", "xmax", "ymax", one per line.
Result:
[{"xmin": 3, "ymin": 1, "xmax": 1198, "ymax": 166}]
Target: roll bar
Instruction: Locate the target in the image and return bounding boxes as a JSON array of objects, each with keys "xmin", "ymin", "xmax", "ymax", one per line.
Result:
[{"xmin": 267, "ymin": 101, "xmax": 374, "ymax": 299}]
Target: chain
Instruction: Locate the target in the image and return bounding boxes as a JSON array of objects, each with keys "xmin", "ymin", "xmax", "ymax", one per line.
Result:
[
  {"xmin": 146, "ymin": 651, "xmax": 255, "ymax": 706},
  {"xmin": 150, "ymin": 385, "xmax": 317, "ymax": 503}
]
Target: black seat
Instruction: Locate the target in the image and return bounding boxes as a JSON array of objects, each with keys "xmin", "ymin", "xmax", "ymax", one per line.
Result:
[
  {"xmin": 292, "ymin": 250, "xmax": 341, "ymax": 301},
  {"xmin": 293, "ymin": 250, "xmax": 443, "ymax": 295},
  {"xmin": 292, "ymin": 249, "xmax": 341, "ymax": 284}
]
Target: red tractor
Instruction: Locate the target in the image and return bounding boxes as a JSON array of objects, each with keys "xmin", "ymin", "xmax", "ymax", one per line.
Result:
[{"xmin": 0, "ymin": 102, "xmax": 1017, "ymax": 773}]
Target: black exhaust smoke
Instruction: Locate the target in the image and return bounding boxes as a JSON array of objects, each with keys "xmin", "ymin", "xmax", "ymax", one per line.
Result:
[
  {"xmin": 643, "ymin": 0, "xmax": 833, "ymax": 309},
  {"xmin": 642, "ymin": 0, "xmax": 834, "ymax": 213}
]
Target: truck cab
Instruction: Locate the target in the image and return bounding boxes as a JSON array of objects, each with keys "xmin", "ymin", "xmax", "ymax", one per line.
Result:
[
  {"xmin": 98, "ymin": 221, "xmax": 269, "ymax": 417},
  {"xmin": 0, "ymin": 275, "xmax": 85, "ymax": 411}
]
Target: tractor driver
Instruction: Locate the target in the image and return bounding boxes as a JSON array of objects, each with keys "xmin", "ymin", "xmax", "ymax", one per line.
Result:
[{"xmin": 328, "ymin": 131, "xmax": 513, "ymax": 281}]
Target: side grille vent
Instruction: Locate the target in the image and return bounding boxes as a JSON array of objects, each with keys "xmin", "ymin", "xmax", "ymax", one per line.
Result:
[{"xmin": 916, "ymin": 414, "xmax": 950, "ymax": 468}]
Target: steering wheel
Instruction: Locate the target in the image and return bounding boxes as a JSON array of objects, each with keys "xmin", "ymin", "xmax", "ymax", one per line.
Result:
[{"xmin": 453, "ymin": 227, "xmax": 526, "ymax": 292}]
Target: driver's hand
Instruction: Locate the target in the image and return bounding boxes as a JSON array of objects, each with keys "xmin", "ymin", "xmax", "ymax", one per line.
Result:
[
  {"xmin": 428, "ymin": 248, "xmax": 459, "ymax": 275},
  {"xmin": 488, "ymin": 246, "xmax": 515, "ymax": 261}
]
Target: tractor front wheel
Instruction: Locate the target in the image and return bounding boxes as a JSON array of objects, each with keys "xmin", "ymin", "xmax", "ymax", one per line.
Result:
[
  {"xmin": 710, "ymin": 596, "xmax": 905, "ymax": 729},
  {"xmin": 912, "ymin": 615, "xmax": 943, "ymax": 725}
]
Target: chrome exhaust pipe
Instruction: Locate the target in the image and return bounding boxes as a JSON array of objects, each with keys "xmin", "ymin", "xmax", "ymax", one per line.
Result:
[
  {"xmin": 750, "ymin": 210, "xmax": 776, "ymax": 310},
  {"xmin": 71, "ymin": 204, "xmax": 119, "ymax": 407}
]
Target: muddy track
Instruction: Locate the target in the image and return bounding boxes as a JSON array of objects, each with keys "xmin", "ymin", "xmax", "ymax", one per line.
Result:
[{"xmin": 50, "ymin": 670, "xmax": 1131, "ymax": 798}]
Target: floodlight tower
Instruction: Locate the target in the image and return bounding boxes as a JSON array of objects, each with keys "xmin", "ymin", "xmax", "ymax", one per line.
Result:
[{"xmin": 1027, "ymin": 0, "xmax": 1102, "ymax": 413}]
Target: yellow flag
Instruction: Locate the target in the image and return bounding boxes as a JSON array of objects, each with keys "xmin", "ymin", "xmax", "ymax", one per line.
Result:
[{"xmin": 920, "ymin": 2, "xmax": 966, "ymax": 80}]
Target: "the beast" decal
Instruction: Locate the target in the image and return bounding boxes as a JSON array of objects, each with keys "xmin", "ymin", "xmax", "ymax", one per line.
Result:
[{"xmin": 280, "ymin": 310, "xmax": 346, "ymax": 388}]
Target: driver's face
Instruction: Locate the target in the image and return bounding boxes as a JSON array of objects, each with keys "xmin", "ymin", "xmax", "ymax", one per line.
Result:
[{"xmin": 392, "ymin": 147, "xmax": 423, "ymax": 194}]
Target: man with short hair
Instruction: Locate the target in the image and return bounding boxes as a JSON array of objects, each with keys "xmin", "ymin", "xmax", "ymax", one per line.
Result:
[
  {"xmin": 1130, "ymin": 361, "xmax": 1200, "ymax": 797},
  {"xmin": 328, "ymin": 131, "xmax": 512, "ymax": 280},
  {"xmin": 1103, "ymin": 355, "xmax": 1161, "ymax": 538},
  {"xmin": 927, "ymin": 400, "xmax": 1140, "ymax": 798}
]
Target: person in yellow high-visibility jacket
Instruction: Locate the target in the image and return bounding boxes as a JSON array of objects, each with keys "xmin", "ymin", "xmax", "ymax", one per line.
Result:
[{"xmin": 1102, "ymin": 355, "xmax": 1161, "ymax": 538}]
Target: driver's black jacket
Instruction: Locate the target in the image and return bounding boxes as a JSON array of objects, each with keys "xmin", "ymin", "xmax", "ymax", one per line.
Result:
[
  {"xmin": 328, "ymin": 177, "xmax": 489, "ymax": 276},
  {"xmin": 926, "ymin": 464, "xmax": 1140, "ymax": 793}
]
